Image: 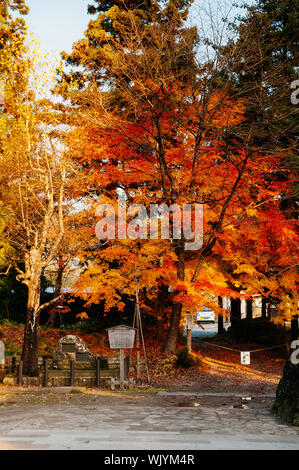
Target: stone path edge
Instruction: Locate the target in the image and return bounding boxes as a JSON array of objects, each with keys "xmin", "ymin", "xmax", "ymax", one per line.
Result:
[{"xmin": 157, "ymin": 392, "xmax": 276, "ymax": 398}]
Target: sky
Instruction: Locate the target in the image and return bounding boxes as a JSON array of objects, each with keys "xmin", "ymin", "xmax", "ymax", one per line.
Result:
[
  {"xmin": 26, "ymin": 0, "xmax": 91, "ymax": 60},
  {"xmin": 25, "ymin": 0, "xmax": 251, "ymax": 63},
  {"xmin": 25, "ymin": 0, "xmax": 252, "ymax": 58}
]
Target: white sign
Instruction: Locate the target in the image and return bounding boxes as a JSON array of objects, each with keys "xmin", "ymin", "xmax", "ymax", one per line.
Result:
[
  {"xmin": 107, "ymin": 326, "xmax": 136, "ymax": 349},
  {"xmin": 241, "ymin": 351, "xmax": 250, "ymax": 365}
]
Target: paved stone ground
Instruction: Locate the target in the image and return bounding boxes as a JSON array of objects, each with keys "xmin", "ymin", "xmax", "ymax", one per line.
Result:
[{"xmin": 0, "ymin": 389, "xmax": 298, "ymax": 450}]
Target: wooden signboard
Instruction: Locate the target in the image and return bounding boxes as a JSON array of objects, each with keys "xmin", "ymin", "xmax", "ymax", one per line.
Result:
[
  {"xmin": 107, "ymin": 326, "xmax": 136, "ymax": 349},
  {"xmin": 107, "ymin": 325, "xmax": 137, "ymax": 387}
]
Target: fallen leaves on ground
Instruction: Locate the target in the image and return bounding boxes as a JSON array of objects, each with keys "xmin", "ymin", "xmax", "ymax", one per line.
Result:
[{"xmin": 0, "ymin": 324, "xmax": 285, "ymax": 395}]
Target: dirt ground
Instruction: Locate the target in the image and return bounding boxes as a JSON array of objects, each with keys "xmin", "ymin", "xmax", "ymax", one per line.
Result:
[{"xmin": 0, "ymin": 386, "xmax": 277, "ymax": 410}]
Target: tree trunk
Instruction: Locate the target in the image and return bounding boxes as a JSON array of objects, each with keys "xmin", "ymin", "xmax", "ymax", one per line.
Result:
[
  {"xmin": 48, "ymin": 254, "xmax": 65, "ymax": 328},
  {"xmin": 246, "ymin": 298, "xmax": 253, "ymax": 340},
  {"xmin": 156, "ymin": 317, "xmax": 166, "ymax": 344},
  {"xmin": 230, "ymin": 297, "xmax": 241, "ymax": 337},
  {"xmin": 22, "ymin": 277, "xmax": 41, "ymax": 376},
  {"xmin": 291, "ymin": 315, "xmax": 299, "ymax": 342},
  {"xmin": 268, "ymin": 302, "xmax": 272, "ymax": 321},
  {"xmin": 156, "ymin": 284, "xmax": 168, "ymax": 344},
  {"xmin": 163, "ymin": 242, "xmax": 185, "ymax": 353},
  {"xmin": 97, "ymin": 300, "xmax": 106, "ymax": 331},
  {"xmin": 218, "ymin": 296, "xmax": 224, "ymax": 334},
  {"xmin": 21, "ymin": 247, "xmax": 43, "ymax": 376},
  {"xmin": 163, "ymin": 302, "xmax": 182, "ymax": 353}
]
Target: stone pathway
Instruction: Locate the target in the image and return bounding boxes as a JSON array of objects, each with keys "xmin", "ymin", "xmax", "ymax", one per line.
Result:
[{"xmin": 0, "ymin": 391, "xmax": 298, "ymax": 450}]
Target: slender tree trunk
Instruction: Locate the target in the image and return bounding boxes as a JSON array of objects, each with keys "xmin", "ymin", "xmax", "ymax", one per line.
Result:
[
  {"xmin": 156, "ymin": 284, "xmax": 168, "ymax": 344},
  {"xmin": 218, "ymin": 296, "xmax": 224, "ymax": 334},
  {"xmin": 97, "ymin": 300, "xmax": 106, "ymax": 331},
  {"xmin": 291, "ymin": 315, "xmax": 299, "ymax": 342},
  {"xmin": 21, "ymin": 247, "xmax": 43, "ymax": 376},
  {"xmin": 163, "ymin": 302, "xmax": 182, "ymax": 353},
  {"xmin": 163, "ymin": 242, "xmax": 185, "ymax": 353},
  {"xmin": 268, "ymin": 301, "xmax": 272, "ymax": 321},
  {"xmin": 246, "ymin": 298, "xmax": 253, "ymax": 340},
  {"xmin": 22, "ymin": 276, "xmax": 41, "ymax": 376},
  {"xmin": 48, "ymin": 254, "xmax": 65, "ymax": 328},
  {"xmin": 230, "ymin": 297, "xmax": 241, "ymax": 337}
]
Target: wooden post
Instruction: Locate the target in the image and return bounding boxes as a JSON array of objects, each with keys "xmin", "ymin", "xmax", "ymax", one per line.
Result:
[
  {"xmin": 96, "ymin": 357, "xmax": 101, "ymax": 388},
  {"xmin": 262, "ymin": 298, "xmax": 267, "ymax": 319},
  {"xmin": 43, "ymin": 359, "xmax": 48, "ymax": 387},
  {"xmin": 136, "ymin": 326, "xmax": 141, "ymax": 381},
  {"xmin": 18, "ymin": 360, "xmax": 23, "ymax": 386},
  {"xmin": 186, "ymin": 327, "xmax": 192, "ymax": 354},
  {"xmin": 218, "ymin": 296, "xmax": 224, "ymax": 334},
  {"xmin": 119, "ymin": 348, "xmax": 124, "ymax": 388},
  {"xmin": 70, "ymin": 360, "xmax": 74, "ymax": 386},
  {"xmin": 134, "ymin": 274, "xmax": 150, "ymax": 383}
]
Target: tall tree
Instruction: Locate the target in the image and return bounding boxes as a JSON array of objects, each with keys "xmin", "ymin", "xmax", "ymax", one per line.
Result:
[
  {"xmin": 216, "ymin": 0, "xmax": 299, "ymax": 317},
  {"xmin": 0, "ymin": 27, "xmax": 71, "ymax": 374},
  {"xmin": 57, "ymin": 0, "xmax": 298, "ymax": 352},
  {"xmin": 221, "ymin": 0, "xmax": 298, "ymax": 204}
]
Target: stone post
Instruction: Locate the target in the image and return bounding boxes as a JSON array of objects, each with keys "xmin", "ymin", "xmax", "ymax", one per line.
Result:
[{"xmin": 0, "ymin": 341, "xmax": 4, "ymax": 368}]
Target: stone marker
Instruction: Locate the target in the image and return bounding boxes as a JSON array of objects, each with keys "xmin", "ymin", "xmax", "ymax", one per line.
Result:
[
  {"xmin": 272, "ymin": 359, "xmax": 299, "ymax": 426},
  {"xmin": 3, "ymin": 376, "xmax": 17, "ymax": 386},
  {"xmin": 53, "ymin": 335, "xmax": 95, "ymax": 363},
  {"xmin": 0, "ymin": 340, "xmax": 4, "ymax": 367}
]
